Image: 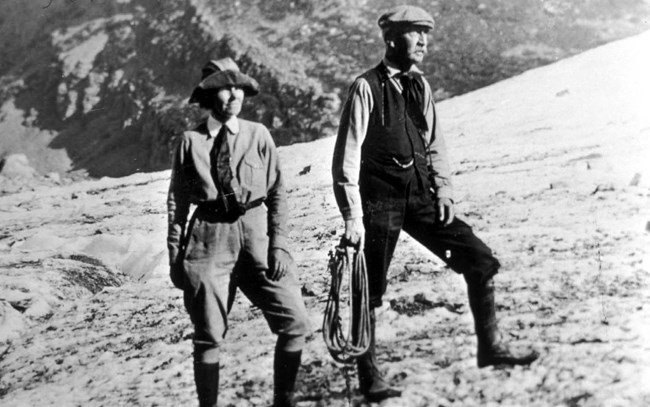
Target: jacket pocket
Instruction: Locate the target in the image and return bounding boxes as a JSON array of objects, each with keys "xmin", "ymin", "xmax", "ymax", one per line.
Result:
[
  {"xmin": 184, "ymin": 219, "xmax": 217, "ymax": 262},
  {"xmin": 242, "ymin": 156, "xmax": 265, "ymax": 190}
]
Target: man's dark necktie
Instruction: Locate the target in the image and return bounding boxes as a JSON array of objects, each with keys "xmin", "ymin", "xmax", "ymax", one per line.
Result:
[
  {"xmin": 399, "ymin": 72, "xmax": 430, "ymax": 192},
  {"xmin": 399, "ymin": 73, "xmax": 428, "ymax": 134},
  {"xmin": 211, "ymin": 125, "xmax": 240, "ymax": 216}
]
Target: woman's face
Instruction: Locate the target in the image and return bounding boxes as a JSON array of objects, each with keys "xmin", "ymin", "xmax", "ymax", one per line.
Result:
[{"xmin": 210, "ymin": 86, "xmax": 245, "ymax": 120}]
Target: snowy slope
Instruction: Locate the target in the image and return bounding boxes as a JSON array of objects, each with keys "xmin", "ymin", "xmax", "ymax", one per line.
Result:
[{"xmin": 0, "ymin": 31, "xmax": 649, "ymax": 406}]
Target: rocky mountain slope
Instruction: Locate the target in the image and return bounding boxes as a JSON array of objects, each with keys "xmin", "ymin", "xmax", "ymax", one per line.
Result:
[
  {"xmin": 0, "ymin": 0, "xmax": 648, "ymax": 181},
  {"xmin": 0, "ymin": 27, "xmax": 649, "ymax": 406}
]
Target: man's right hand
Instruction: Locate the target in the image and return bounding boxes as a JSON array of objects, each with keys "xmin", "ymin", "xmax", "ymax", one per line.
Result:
[
  {"xmin": 343, "ymin": 218, "xmax": 365, "ymax": 249},
  {"xmin": 169, "ymin": 261, "xmax": 185, "ymax": 290}
]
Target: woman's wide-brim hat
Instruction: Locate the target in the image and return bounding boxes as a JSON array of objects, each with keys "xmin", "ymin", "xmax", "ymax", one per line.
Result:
[{"xmin": 189, "ymin": 57, "xmax": 260, "ymax": 104}]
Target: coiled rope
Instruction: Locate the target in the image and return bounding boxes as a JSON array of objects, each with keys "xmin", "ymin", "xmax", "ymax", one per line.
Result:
[{"xmin": 322, "ymin": 244, "xmax": 371, "ymax": 363}]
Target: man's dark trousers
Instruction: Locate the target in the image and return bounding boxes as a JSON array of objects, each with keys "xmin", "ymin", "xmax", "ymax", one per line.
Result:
[{"xmin": 360, "ymin": 168, "xmax": 500, "ymax": 308}]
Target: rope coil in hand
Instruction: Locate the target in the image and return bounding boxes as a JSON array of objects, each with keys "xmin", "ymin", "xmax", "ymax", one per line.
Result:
[{"xmin": 322, "ymin": 244, "xmax": 371, "ymax": 363}]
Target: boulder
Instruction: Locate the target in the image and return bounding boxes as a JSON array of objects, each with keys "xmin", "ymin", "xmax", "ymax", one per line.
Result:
[
  {"xmin": 0, "ymin": 300, "xmax": 26, "ymax": 342},
  {"xmin": 0, "ymin": 154, "xmax": 37, "ymax": 179}
]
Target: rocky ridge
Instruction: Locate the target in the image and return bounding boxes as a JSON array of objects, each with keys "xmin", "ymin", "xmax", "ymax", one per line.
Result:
[{"xmin": 0, "ymin": 0, "xmax": 648, "ymax": 181}]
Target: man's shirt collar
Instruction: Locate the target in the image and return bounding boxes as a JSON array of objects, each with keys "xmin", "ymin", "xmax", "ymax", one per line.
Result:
[
  {"xmin": 207, "ymin": 115, "xmax": 239, "ymax": 138},
  {"xmin": 382, "ymin": 58, "xmax": 423, "ymax": 78}
]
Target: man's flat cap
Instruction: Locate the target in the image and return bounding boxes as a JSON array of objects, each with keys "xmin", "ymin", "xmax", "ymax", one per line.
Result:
[
  {"xmin": 378, "ymin": 5, "xmax": 435, "ymax": 30},
  {"xmin": 189, "ymin": 57, "xmax": 259, "ymax": 104}
]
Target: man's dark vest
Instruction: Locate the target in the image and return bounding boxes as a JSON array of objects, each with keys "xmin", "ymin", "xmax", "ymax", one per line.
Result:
[{"xmin": 359, "ymin": 63, "xmax": 429, "ymax": 188}]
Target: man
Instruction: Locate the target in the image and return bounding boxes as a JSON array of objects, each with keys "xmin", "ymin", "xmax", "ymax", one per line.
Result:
[
  {"xmin": 332, "ymin": 5, "xmax": 539, "ymax": 403},
  {"xmin": 167, "ymin": 57, "xmax": 310, "ymax": 407}
]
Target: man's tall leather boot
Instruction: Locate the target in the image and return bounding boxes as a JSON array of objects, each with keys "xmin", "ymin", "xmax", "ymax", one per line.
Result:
[
  {"xmin": 272, "ymin": 349, "xmax": 302, "ymax": 407},
  {"xmin": 467, "ymin": 276, "xmax": 539, "ymax": 368},
  {"xmin": 193, "ymin": 361, "xmax": 220, "ymax": 407},
  {"xmin": 356, "ymin": 309, "xmax": 402, "ymax": 402}
]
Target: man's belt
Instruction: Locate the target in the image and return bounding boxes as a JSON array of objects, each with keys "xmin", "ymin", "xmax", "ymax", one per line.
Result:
[{"xmin": 197, "ymin": 196, "xmax": 266, "ymax": 219}]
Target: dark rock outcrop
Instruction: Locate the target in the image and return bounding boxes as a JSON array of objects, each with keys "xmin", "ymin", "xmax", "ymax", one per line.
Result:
[{"xmin": 0, "ymin": 0, "xmax": 647, "ymax": 178}]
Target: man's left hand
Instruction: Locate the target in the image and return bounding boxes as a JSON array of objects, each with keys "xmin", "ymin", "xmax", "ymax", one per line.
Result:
[
  {"xmin": 437, "ymin": 197, "xmax": 455, "ymax": 227},
  {"xmin": 268, "ymin": 248, "xmax": 294, "ymax": 281}
]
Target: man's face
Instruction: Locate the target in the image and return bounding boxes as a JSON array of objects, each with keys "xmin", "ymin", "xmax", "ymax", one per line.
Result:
[
  {"xmin": 210, "ymin": 86, "xmax": 245, "ymax": 120},
  {"xmin": 390, "ymin": 25, "xmax": 430, "ymax": 65}
]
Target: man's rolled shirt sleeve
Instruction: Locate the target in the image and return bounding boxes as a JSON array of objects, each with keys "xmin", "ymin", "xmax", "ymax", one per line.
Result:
[
  {"xmin": 167, "ymin": 136, "xmax": 191, "ymax": 265},
  {"xmin": 332, "ymin": 79, "xmax": 372, "ymax": 220},
  {"xmin": 423, "ymin": 81, "xmax": 454, "ymax": 201}
]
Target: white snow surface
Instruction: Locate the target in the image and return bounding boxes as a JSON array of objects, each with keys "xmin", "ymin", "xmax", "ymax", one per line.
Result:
[{"xmin": 1, "ymin": 31, "xmax": 649, "ymax": 407}]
